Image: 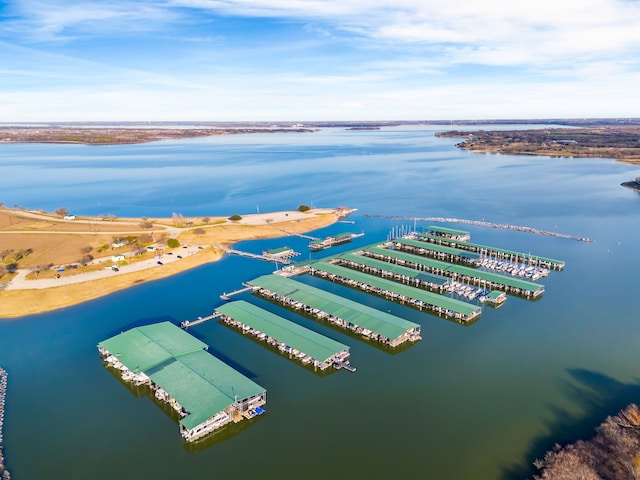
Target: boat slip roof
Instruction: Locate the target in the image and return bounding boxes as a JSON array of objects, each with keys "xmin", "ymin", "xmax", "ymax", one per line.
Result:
[
  {"xmin": 425, "ymin": 225, "xmax": 470, "ymax": 236},
  {"xmin": 339, "ymin": 253, "xmax": 448, "ymax": 285},
  {"xmin": 98, "ymin": 321, "xmax": 207, "ymax": 373},
  {"xmin": 148, "ymin": 350, "xmax": 265, "ymax": 431},
  {"xmin": 416, "ymin": 233, "xmax": 565, "ymax": 267},
  {"xmin": 99, "ymin": 322, "xmax": 265, "ymax": 431},
  {"xmin": 311, "ymin": 261, "xmax": 480, "ymax": 317},
  {"xmin": 216, "ymin": 300, "xmax": 349, "ymax": 363},
  {"xmin": 248, "ymin": 274, "xmax": 420, "ymax": 340},
  {"xmin": 393, "ymin": 237, "xmax": 480, "ymax": 260},
  {"xmin": 364, "ymin": 246, "xmax": 544, "ymax": 293}
]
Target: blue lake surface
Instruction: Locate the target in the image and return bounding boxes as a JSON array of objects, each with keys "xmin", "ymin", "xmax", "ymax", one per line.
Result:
[{"xmin": 1, "ymin": 125, "xmax": 640, "ymax": 479}]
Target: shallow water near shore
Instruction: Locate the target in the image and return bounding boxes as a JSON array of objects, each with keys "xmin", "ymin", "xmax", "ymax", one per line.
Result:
[{"xmin": 1, "ymin": 125, "xmax": 639, "ymax": 479}]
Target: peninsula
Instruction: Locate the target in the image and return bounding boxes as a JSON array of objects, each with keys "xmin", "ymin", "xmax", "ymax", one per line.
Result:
[
  {"xmin": 0, "ymin": 206, "xmax": 348, "ymax": 318},
  {"xmin": 436, "ymin": 126, "xmax": 640, "ymax": 166}
]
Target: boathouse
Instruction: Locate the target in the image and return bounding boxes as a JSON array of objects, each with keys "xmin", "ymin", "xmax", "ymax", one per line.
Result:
[
  {"xmin": 415, "ymin": 233, "xmax": 565, "ymax": 271},
  {"xmin": 424, "ymin": 225, "xmax": 470, "ymax": 242},
  {"xmin": 98, "ymin": 322, "xmax": 266, "ymax": 443},
  {"xmin": 216, "ymin": 300, "xmax": 352, "ymax": 371},
  {"xmin": 363, "ymin": 246, "xmax": 545, "ymax": 298},
  {"xmin": 309, "ymin": 261, "xmax": 482, "ymax": 323},
  {"xmin": 247, "ymin": 274, "xmax": 421, "ymax": 347}
]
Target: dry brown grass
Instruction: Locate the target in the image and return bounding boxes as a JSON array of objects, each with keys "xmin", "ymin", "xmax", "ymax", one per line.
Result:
[{"xmin": 0, "ymin": 209, "xmax": 340, "ymax": 318}]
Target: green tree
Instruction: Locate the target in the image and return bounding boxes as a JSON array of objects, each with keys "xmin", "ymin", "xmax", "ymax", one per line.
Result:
[
  {"xmin": 228, "ymin": 214, "xmax": 242, "ymax": 221},
  {"xmin": 297, "ymin": 204, "xmax": 311, "ymax": 212},
  {"xmin": 167, "ymin": 238, "xmax": 180, "ymax": 248}
]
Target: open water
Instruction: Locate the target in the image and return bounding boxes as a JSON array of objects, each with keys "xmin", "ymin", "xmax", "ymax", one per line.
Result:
[{"xmin": 1, "ymin": 125, "xmax": 639, "ymax": 479}]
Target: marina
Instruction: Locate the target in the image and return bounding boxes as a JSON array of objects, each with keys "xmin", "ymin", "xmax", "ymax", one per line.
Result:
[
  {"xmin": 216, "ymin": 300, "xmax": 353, "ymax": 371},
  {"xmin": 247, "ymin": 274, "xmax": 422, "ymax": 347},
  {"xmin": 414, "ymin": 232, "xmax": 565, "ymax": 271},
  {"xmin": 309, "ymin": 260, "xmax": 482, "ymax": 323},
  {"xmin": 391, "ymin": 237, "xmax": 481, "ymax": 266},
  {"xmin": 98, "ymin": 322, "xmax": 266, "ymax": 443},
  {"xmin": 363, "ymin": 245, "xmax": 545, "ymax": 298},
  {"xmin": 0, "ymin": 367, "xmax": 9, "ymax": 480}
]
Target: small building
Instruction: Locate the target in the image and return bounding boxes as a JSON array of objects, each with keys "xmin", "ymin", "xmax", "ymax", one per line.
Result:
[
  {"xmin": 111, "ymin": 254, "xmax": 125, "ymax": 262},
  {"xmin": 262, "ymin": 246, "xmax": 299, "ymax": 260},
  {"xmin": 98, "ymin": 322, "xmax": 266, "ymax": 443},
  {"xmin": 112, "ymin": 241, "xmax": 125, "ymax": 248},
  {"xmin": 63, "ymin": 214, "xmax": 76, "ymax": 220}
]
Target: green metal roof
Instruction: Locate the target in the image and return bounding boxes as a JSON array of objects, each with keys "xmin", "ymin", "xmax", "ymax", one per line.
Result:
[
  {"xmin": 99, "ymin": 322, "xmax": 265, "ymax": 432},
  {"xmin": 248, "ymin": 274, "xmax": 420, "ymax": 340},
  {"xmin": 216, "ymin": 300, "xmax": 349, "ymax": 363},
  {"xmin": 266, "ymin": 246, "xmax": 293, "ymax": 255},
  {"xmin": 339, "ymin": 252, "xmax": 448, "ymax": 285},
  {"xmin": 311, "ymin": 261, "xmax": 480, "ymax": 317},
  {"xmin": 97, "ymin": 322, "xmax": 207, "ymax": 373},
  {"xmin": 364, "ymin": 246, "xmax": 544, "ymax": 294},
  {"xmin": 148, "ymin": 350, "xmax": 265, "ymax": 430},
  {"xmin": 394, "ymin": 237, "xmax": 480, "ymax": 260},
  {"xmin": 416, "ymin": 233, "xmax": 565, "ymax": 267},
  {"xmin": 425, "ymin": 225, "xmax": 470, "ymax": 236}
]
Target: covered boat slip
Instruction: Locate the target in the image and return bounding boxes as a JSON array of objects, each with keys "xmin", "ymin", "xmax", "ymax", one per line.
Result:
[
  {"xmin": 216, "ymin": 300, "xmax": 351, "ymax": 370},
  {"xmin": 338, "ymin": 252, "xmax": 448, "ymax": 291},
  {"xmin": 415, "ymin": 232, "xmax": 565, "ymax": 270},
  {"xmin": 363, "ymin": 246, "xmax": 545, "ymax": 298},
  {"xmin": 424, "ymin": 225, "xmax": 471, "ymax": 241},
  {"xmin": 98, "ymin": 322, "xmax": 266, "ymax": 443},
  {"xmin": 247, "ymin": 274, "xmax": 421, "ymax": 347},
  {"xmin": 392, "ymin": 237, "xmax": 481, "ymax": 265},
  {"xmin": 309, "ymin": 261, "xmax": 481, "ymax": 323}
]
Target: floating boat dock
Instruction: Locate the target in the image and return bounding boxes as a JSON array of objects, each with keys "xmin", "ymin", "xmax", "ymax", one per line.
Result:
[
  {"xmin": 0, "ymin": 366, "xmax": 10, "ymax": 480},
  {"xmin": 308, "ymin": 232, "xmax": 364, "ymax": 251},
  {"xmin": 216, "ymin": 300, "xmax": 354, "ymax": 372},
  {"xmin": 424, "ymin": 225, "xmax": 471, "ymax": 242},
  {"xmin": 218, "ymin": 245, "xmax": 296, "ymax": 264},
  {"xmin": 309, "ymin": 261, "xmax": 482, "ymax": 323},
  {"xmin": 98, "ymin": 322, "xmax": 266, "ymax": 443},
  {"xmin": 392, "ymin": 237, "xmax": 481, "ymax": 267},
  {"xmin": 363, "ymin": 245, "xmax": 545, "ymax": 298},
  {"xmin": 415, "ymin": 232, "xmax": 565, "ymax": 270},
  {"xmin": 247, "ymin": 274, "xmax": 422, "ymax": 347}
]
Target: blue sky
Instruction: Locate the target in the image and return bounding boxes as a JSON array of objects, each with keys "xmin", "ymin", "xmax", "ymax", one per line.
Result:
[{"xmin": 1, "ymin": 0, "xmax": 640, "ymax": 121}]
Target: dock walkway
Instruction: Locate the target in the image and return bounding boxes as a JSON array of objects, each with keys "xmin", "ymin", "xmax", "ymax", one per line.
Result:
[
  {"xmin": 181, "ymin": 312, "xmax": 222, "ymax": 329},
  {"xmin": 0, "ymin": 366, "xmax": 10, "ymax": 480},
  {"xmin": 217, "ymin": 246, "xmax": 294, "ymax": 264}
]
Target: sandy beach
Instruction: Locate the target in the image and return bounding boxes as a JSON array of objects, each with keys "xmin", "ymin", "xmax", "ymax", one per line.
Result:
[{"xmin": 0, "ymin": 207, "xmax": 346, "ymax": 318}]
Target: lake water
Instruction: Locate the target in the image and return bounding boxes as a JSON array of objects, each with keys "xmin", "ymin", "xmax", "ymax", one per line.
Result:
[{"xmin": 1, "ymin": 125, "xmax": 640, "ymax": 479}]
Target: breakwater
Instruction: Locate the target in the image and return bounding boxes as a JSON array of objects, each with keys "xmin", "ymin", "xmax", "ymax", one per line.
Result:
[
  {"xmin": 362, "ymin": 214, "xmax": 592, "ymax": 242},
  {"xmin": 0, "ymin": 367, "xmax": 10, "ymax": 480}
]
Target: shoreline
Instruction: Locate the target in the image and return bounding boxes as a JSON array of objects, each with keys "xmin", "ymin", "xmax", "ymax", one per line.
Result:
[{"xmin": 0, "ymin": 208, "xmax": 346, "ymax": 319}]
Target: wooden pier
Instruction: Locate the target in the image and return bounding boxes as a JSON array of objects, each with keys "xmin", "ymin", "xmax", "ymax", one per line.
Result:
[
  {"xmin": 270, "ymin": 227, "xmax": 319, "ymax": 241},
  {"xmin": 0, "ymin": 366, "xmax": 10, "ymax": 480},
  {"xmin": 180, "ymin": 312, "xmax": 222, "ymax": 329}
]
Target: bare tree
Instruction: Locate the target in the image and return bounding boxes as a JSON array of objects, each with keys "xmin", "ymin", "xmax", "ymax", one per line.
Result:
[
  {"xmin": 202, "ymin": 216, "xmax": 210, "ymax": 224},
  {"xmin": 193, "ymin": 227, "xmax": 206, "ymax": 237},
  {"xmin": 32, "ymin": 263, "xmax": 53, "ymax": 277},
  {"xmin": 80, "ymin": 246, "xmax": 93, "ymax": 255},
  {"xmin": 132, "ymin": 245, "xmax": 147, "ymax": 256},
  {"xmin": 172, "ymin": 212, "xmax": 185, "ymax": 227},
  {"xmin": 0, "ymin": 249, "xmax": 14, "ymax": 260},
  {"xmin": 55, "ymin": 207, "xmax": 69, "ymax": 217},
  {"xmin": 139, "ymin": 220, "xmax": 153, "ymax": 229},
  {"xmin": 79, "ymin": 254, "xmax": 94, "ymax": 265},
  {"xmin": 0, "ymin": 265, "xmax": 7, "ymax": 277},
  {"xmin": 138, "ymin": 233, "xmax": 153, "ymax": 244}
]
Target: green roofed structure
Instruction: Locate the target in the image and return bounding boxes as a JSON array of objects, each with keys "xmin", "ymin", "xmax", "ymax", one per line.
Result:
[
  {"xmin": 98, "ymin": 322, "xmax": 266, "ymax": 443},
  {"xmin": 247, "ymin": 274, "xmax": 421, "ymax": 347},
  {"xmin": 392, "ymin": 237, "xmax": 480, "ymax": 265},
  {"xmin": 363, "ymin": 245, "xmax": 544, "ymax": 298},
  {"xmin": 310, "ymin": 261, "xmax": 481, "ymax": 323},
  {"xmin": 415, "ymin": 233, "xmax": 565, "ymax": 271},
  {"xmin": 216, "ymin": 300, "xmax": 352, "ymax": 371},
  {"xmin": 425, "ymin": 225, "xmax": 471, "ymax": 241}
]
